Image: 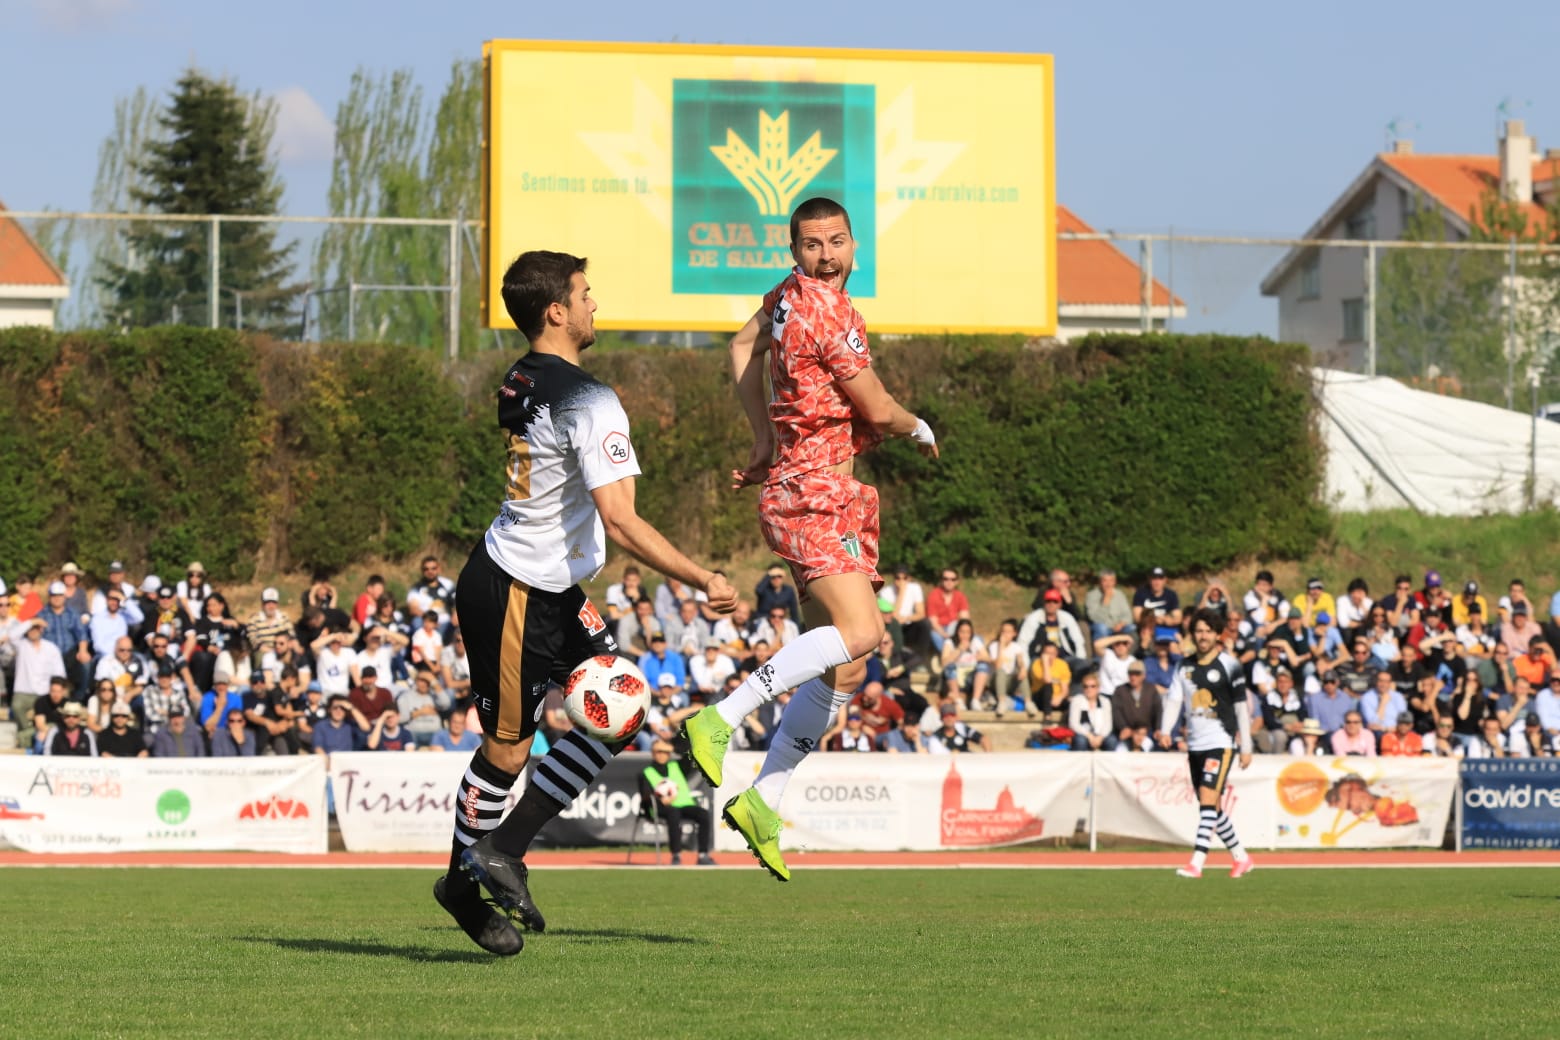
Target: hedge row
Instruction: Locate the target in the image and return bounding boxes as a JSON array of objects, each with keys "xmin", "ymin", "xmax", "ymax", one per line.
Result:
[{"xmin": 0, "ymin": 329, "xmax": 1325, "ymax": 584}]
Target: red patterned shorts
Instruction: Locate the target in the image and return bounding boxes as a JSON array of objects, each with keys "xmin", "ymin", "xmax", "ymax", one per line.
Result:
[{"xmin": 758, "ymin": 469, "xmax": 881, "ymax": 594}]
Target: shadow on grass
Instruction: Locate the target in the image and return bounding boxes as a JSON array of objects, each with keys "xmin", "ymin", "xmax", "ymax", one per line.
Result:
[
  {"xmin": 238, "ymin": 935, "xmax": 496, "ymax": 964},
  {"xmin": 548, "ymin": 928, "xmax": 702, "ymax": 946}
]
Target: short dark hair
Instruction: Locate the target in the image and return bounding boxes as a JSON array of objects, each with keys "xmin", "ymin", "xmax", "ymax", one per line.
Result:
[
  {"xmin": 789, "ymin": 197, "xmax": 852, "ymax": 246},
  {"xmin": 501, "ymin": 251, "xmax": 587, "ymax": 341}
]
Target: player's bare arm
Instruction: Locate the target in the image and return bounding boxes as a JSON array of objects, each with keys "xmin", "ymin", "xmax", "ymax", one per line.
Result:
[
  {"xmin": 730, "ymin": 308, "xmax": 775, "ymax": 489},
  {"xmin": 591, "ymin": 476, "xmax": 737, "ymax": 613},
  {"xmin": 838, "ymin": 365, "xmax": 940, "ymax": 459}
]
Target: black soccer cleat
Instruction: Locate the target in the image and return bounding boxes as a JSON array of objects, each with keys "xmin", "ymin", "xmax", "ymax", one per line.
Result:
[
  {"xmin": 459, "ymin": 837, "xmax": 547, "ymax": 933},
  {"xmin": 433, "ymin": 874, "xmax": 523, "ymax": 956}
]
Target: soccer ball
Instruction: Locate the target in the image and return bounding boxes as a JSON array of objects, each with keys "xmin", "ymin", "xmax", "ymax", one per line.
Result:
[{"xmin": 563, "ymin": 654, "xmax": 651, "ymax": 743}]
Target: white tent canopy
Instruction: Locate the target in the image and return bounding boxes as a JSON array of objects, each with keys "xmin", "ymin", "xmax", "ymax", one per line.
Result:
[{"xmin": 1312, "ymin": 368, "xmax": 1560, "ymax": 514}]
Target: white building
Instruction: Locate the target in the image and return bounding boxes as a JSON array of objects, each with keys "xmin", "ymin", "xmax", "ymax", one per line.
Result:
[
  {"xmin": 1261, "ymin": 121, "xmax": 1559, "ymax": 370},
  {"xmin": 0, "ymin": 201, "xmax": 69, "ymax": 329}
]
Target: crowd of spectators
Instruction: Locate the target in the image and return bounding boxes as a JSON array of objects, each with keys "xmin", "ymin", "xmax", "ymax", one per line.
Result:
[
  {"xmin": 0, "ymin": 557, "xmax": 479, "ymax": 758},
  {"xmin": 6, "ymin": 557, "xmax": 1560, "ymax": 763}
]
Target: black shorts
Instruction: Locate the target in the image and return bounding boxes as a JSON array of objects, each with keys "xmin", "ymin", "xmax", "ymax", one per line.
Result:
[
  {"xmin": 457, "ymin": 545, "xmax": 616, "ymax": 743},
  {"xmin": 1187, "ymin": 748, "xmax": 1234, "ymax": 797}
]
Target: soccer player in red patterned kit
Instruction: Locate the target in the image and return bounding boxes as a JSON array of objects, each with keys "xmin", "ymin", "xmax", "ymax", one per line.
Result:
[
  {"xmin": 683, "ymin": 197, "xmax": 939, "ymax": 881},
  {"xmin": 438, "ymin": 250, "xmax": 735, "ymax": 956},
  {"xmin": 1157, "ymin": 607, "xmax": 1256, "ymax": 879}
]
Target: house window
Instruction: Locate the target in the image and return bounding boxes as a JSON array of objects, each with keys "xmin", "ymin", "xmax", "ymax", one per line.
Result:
[
  {"xmin": 1344, "ymin": 208, "xmax": 1375, "ymax": 240},
  {"xmin": 1299, "ymin": 254, "xmax": 1320, "ymax": 300},
  {"xmin": 1341, "ymin": 298, "xmax": 1365, "ymax": 342}
]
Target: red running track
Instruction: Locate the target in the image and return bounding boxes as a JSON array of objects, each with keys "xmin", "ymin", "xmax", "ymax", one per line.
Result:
[{"xmin": 3, "ymin": 849, "xmax": 1560, "ymax": 869}]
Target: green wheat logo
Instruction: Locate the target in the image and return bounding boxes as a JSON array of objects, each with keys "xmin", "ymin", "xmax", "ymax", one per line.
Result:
[{"xmin": 709, "ymin": 110, "xmax": 836, "ymax": 216}]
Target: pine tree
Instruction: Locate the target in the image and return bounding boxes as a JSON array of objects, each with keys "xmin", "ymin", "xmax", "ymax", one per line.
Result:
[{"xmin": 101, "ymin": 68, "xmax": 297, "ymax": 329}]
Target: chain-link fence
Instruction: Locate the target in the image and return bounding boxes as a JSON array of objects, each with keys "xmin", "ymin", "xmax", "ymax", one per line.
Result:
[{"xmin": 6, "ymin": 211, "xmax": 1560, "ymax": 411}]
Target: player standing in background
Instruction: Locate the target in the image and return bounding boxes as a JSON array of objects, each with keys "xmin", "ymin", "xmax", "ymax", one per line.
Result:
[
  {"xmin": 682, "ymin": 197, "xmax": 938, "ymax": 881},
  {"xmin": 1157, "ymin": 607, "xmax": 1256, "ymax": 879},
  {"xmin": 439, "ymin": 250, "xmax": 736, "ymax": 955}
]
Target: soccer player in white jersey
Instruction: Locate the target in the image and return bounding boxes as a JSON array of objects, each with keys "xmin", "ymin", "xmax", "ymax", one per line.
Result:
[
  {"xmin": 435, "ymin": 251, "xmax": 736, "ymax": 956},
  {"xmin": 1157, "ymin": 607, "xmax": 1256, "ymax": 879}
]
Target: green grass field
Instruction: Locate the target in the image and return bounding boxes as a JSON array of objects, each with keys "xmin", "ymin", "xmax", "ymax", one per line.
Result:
[{"xmin": 6, "ymin": 866, "xmax": 1558, "ymax": 1039}]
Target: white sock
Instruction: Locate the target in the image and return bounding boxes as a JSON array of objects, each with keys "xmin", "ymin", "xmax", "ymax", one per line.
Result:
[
  {"xmin": 752, "ymin": 679, "xmax": 851, "ymax": 807},
  {"xmin": 716, "ymin": 626, "xmax": 852, "ymax": 727},
  {"xmin": 1190, "ymin": 850, "xmax": 1208, "ymax": 869}
]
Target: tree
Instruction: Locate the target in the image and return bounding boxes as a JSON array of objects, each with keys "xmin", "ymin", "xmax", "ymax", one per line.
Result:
[
  {"xmin": 312, "ymin": 61, "xmax": 509, "ymax": 353},
  {"xmin": 100, "ymin": 69, "xmax": 297, "ymax": 330}
]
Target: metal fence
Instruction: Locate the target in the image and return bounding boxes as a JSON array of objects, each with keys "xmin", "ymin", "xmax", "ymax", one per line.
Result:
[{"xmin": 6, "ymin": 211, "xmax": 1560, "ymax": 409}]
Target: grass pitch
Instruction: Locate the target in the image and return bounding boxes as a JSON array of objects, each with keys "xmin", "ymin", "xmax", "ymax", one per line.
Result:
[{"xmin": 6, "ymin": 866, "xmax": 1557, "ymax": 1039}]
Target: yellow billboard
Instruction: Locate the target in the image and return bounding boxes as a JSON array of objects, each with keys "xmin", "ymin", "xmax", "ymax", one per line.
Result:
[{"xmin": 483, "ymin": 40, "xmax": 1055, "ymax": 335}]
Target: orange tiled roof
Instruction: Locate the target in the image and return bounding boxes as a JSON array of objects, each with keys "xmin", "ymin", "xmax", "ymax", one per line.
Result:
[
  {"xmin": 1057, "ymin": 205, "xmax": 1180, "ymax": 308},
  {"xmin": 0, "ymin": 201, "xmax": 67, "ymax": 287},
  {"xmin": 1380, "ymin": 154, "xmax": 1550, "ymax": 229}
]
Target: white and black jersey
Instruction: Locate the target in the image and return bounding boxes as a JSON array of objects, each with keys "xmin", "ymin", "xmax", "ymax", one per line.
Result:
[
  {"xmin": 1162, "ymin": 650, "xmax": 1252, "ymax": 754},
  {"xmin": 484, "ymin": 352, "xmax": 641, "ymax": 591}
]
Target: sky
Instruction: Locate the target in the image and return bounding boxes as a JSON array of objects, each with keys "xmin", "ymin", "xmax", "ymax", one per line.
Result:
[{"xmin": 3, "ymin": 0, "xmax": 1559, "ymax": 334}]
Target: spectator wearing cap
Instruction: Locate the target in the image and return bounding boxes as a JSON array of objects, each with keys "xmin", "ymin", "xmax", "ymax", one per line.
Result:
[
  {"xmin": 1274, "ymin": 609, "xmax": 1316, "ymax": 677},
  {"xmin": 1450, "ymin": 580, "xmax": 1490, "ymax": 628},
  {"xmin": 928, "ymin": 702, "xmax": 989, "ymax": 753},
  {"xmin": 1132, "ymin": 567, "xmax": 1182, "ymax": 641},
  {"xmin": 87, "ymin": 582, "xmax": 144, "ymax": 659},
  {"xmin": 753, "ymin": 564, "xmax": 801, "ymax": 627},
  {"xmin": 41, "ymin": 702, "xmax": 97, "ymax": 757},
  {"xmin": 198, "ymin": 676, "xmax": 245, "ymax": 737},
  {"xmin": 175, "ymin": 561, "xmax": 212, "ymax": 621},
  {"xmin": 826, "ymin": 710, "xmax": 876, "ymax": 752},
  {"xmin": 689, "ymin": 638, "xmax": 736, "ymax": 697},
  {"xmin": 1112, "ymin": 660, "xmax": 1159, "ymax": 751},
  {"xmin": 637, "ymin": 632, "xmax": 687, "ymax": 693},
  {"xmin": 58, "ymin": 562, "xmax": 88, "ymax": 615},
  {"xmin": 142, "ymin": 669, "xmax": 189, "ymax": 737},
  {"xmin": 88, "ymin": 561, "xmax": 138, "ymax": 617},
  {"xmin": 1143, "ymin": 633, "xmax": 1183, "ymax": 699},
  {"xmin": 10, "ymin": 617, "xmax": 64, "ymax": 745},
  {"xmin": 1289, "ymin": 717, "xmax": 1328, "ymax": 756},
  {"xmin": 1293, "ymin": 577, "xmax": 1337, "ymax": 629},
  {"xmin": 1084, "ymin": 569, "xmax": 1136, "ymax": 643},
  {"xmin": 1511, "ymin": 712, "xmax": 1554, "ymax": 757},
  {"xmin": 1500, "ymin": 602, "xmax": 1543, "ymax": 659},
  {"xmin": 149, "ymin": 705, "xmax": 205, "ymax": 757},
  {"xmin": 348, "ymin": 666, "xmax": 395, "ymax": 724},
  {"xmin": 1242, "ymin": 568, "xmax": 1290, "ymax": 641},
  {"xmin": 1380, "ymin": 710, "xmax": 1423, "ymax": 756},
  {"xmin": 246, "ymin": 587, "xmax": 294, "ymax": 660},
  {"xmin": 97, "ymin": 702, "xmax": 147, "ymax": 758},
  {"xmin": 1308, "ymin": 611, "xmax": 1345, "ymax": 671},
  {"xmin": 144, "ymin": 585, "xmax": 192, "ymax": 653},
  {"xmin": 39, "ymin": 580, "xmax": 91, "ymax": 693},
  {"xmin": 1306, "ymin": 671, "xmax": 1354, "ymax": 737}
]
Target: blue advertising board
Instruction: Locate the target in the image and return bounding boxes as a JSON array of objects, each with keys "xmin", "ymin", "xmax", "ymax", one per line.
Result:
[{"xmin": 1460, "ymin": 759, "xmax": 1560, "ymax": 849}]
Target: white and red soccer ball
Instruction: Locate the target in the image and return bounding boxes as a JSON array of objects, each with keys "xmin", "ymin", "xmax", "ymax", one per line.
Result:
[{"xmin": 563, "ymin": 655, "xmax": 650, "ymax": 743}]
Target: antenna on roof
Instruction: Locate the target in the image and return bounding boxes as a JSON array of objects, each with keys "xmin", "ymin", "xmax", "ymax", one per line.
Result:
[
  {"xmin": 1495, "ymin": 96, "xmax": 1532, "ymax": 136},
  {"xmin": 1383, "ymin": 118, "xmax": 1418, "ymax": 152}
]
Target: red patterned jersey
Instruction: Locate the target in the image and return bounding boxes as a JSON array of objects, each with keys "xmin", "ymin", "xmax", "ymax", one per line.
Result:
[{"xmin": 761, "ymin": 268, "xmax": 882, "ymax": 485}]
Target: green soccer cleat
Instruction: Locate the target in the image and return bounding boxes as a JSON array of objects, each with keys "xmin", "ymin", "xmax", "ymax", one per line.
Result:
[
  {"xmin": 722, "ymin": 788, "xmax": 790, "ymax": 882},
  {"xmin": 684, "ymin": 705, "xmax": 734, "ymax": 788}
]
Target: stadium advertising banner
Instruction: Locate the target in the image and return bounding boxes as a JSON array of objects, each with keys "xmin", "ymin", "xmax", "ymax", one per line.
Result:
[
  {"xmin": 0, "ymin": 757, "xmax": 325, "ymax": 854},
  {"xmin": 1460, "ymin": 759, "xmax": 1560, "ymax": 849},
  {"xmin": 1093, "ymin": 755, "xmax": 1457, "ymax": 849},
  {"xmin": 713, "ymin": 752, "xmax": 1090, "ymax": 853},
  {"xmin": 484, "ymin": 40, "xmax": 1056, "ymax": 334},
  {"xmin": 329, "ymin": 751, "xmax": 664, "ymax": 852}
]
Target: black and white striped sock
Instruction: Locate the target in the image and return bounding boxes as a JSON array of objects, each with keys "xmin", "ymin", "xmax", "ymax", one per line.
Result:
[
  {"xmin": 488, "ymin": 731, "xmax": 611, "ymax": 857},
  {"xmin": 1190, "ymin": 806, "xmax": 1216, "ymax": 868},
  {"xmin": 448, "ymin": 750, "xmax": 518, "ymax": 880},
  {"xmin": 1214, "ymin": 811, "xmax": 1245, "ymax": 859}
]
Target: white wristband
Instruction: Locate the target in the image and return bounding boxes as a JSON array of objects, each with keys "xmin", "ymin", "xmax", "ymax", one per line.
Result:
[{"xmin": 910, "ymin": 417, "xmax": 936, "ymax": 446}]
